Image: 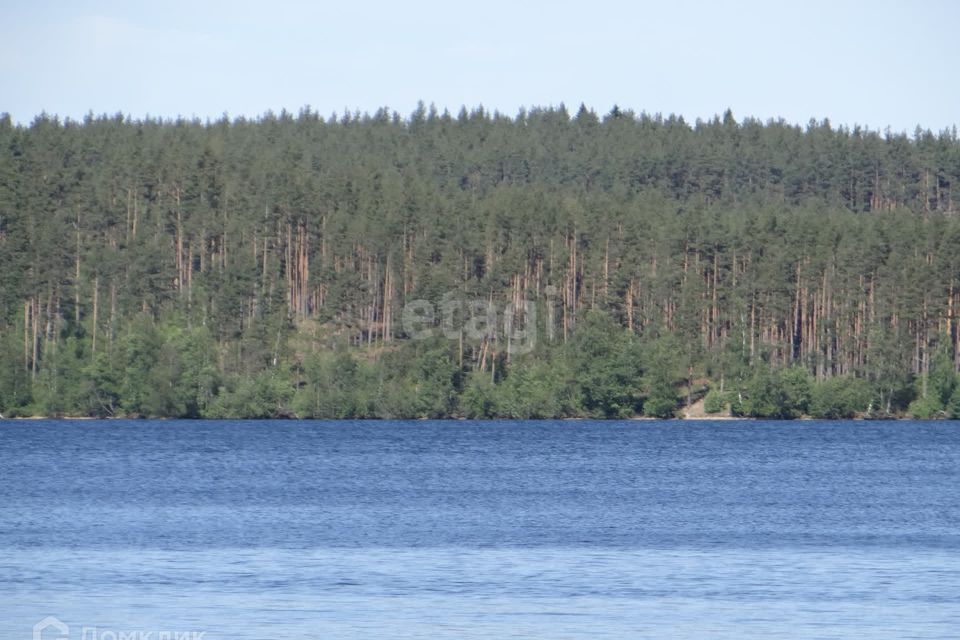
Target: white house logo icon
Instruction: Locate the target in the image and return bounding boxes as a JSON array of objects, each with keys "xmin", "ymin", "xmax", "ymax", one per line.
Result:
[{"xmin": 33, "ymin": 616, "xmax": 69, "ymax": 640}]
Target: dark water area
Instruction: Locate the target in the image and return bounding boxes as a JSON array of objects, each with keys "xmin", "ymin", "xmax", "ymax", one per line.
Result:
[{"xmin": 2, "ymin": 419, "xmax": 959, "ymax": 638}]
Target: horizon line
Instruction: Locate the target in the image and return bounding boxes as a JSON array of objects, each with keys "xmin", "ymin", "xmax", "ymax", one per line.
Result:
[{"xmin": 4, "ymin": 103, "xmax": 958, "ymax": 137}]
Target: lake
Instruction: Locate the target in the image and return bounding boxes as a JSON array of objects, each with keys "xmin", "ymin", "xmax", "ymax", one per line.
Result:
[{"xmin": 1, "ymin": 419, "xmax": 959, "ymax": 638}]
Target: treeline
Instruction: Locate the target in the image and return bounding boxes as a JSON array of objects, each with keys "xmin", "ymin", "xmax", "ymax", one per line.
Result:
[{"xmin": 1, "ymin": 103, "xmax": 960, "ymax": 418}]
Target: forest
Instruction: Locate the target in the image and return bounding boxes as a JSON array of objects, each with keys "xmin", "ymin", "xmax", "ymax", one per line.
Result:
[{"xmin": 2, "ymin": 103, "xmax": 960, "ymax": 419}]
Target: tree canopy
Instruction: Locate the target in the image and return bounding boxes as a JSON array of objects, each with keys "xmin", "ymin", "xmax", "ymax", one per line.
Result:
[{"xmin": 2, "ymin": 104, "xmax": 959, "ymax": 418}]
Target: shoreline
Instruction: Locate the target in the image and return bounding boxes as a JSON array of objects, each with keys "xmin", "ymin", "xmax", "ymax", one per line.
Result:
[{"xmin": 0, "ymin": 414, "xmax": 944, "ymax": 421}]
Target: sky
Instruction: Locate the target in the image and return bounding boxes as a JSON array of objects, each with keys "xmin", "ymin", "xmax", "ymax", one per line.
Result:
[{"xmin": 2, "ymin": 0, "xmax": 958, "ymax": 133}]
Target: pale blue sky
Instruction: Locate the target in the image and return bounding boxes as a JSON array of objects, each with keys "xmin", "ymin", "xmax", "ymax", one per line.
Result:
[{"xmin": 3, "ymin": 0, "xmax": 958, "ymax": 132}]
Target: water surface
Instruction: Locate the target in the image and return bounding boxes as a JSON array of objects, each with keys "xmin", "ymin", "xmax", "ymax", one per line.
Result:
[{"xmin": 2, "ymin": 420, "xmax": 958, "ymax": 638}]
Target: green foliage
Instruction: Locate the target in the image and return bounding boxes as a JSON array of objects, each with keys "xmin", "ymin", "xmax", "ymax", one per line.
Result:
[
  {"xmin": 809, "ymin": 376, "xmax": 871, "ymax": 419},
  {"xmin": 641, "ymin": 335, "xmax": 685, "ymax": 418},
  {"xmin": 745, "ymin": 367, "xmax": 813, "ymax": 419},
  {"xmin": 371, "ymin": 362, "xmax": 423, "ymax": 419},
  {"xmin": 83, "ymin": 350, "xmax": 122, "ymax": 417},
  {"xmin": 119, "ymin": 317, "xmax": 164, "ymax": 416},
  {"xmin": 292, "ymin": 349, "xmax": 372, "ymax": 419},
  {"xmin": 778, "ymin": 368, "xmax": 814, "ymax": 418},
  {"xmin": 865, "ymin": 326, "xmax": 915, "ymax": 414},
  {"xmin": 743, "ymin": 369, "xmax": 777, "ymax": 418},
  {"xmin": 906, "ymin": 346, "xmax": 955, "ymax": 420},
  {"xmin": 947, "ymin": 380, "xmax": 960, "ymax": 419},
  {"xmin": 566, "ymin": 310, "xmax": 643, "ymax": 417},
  {"xmin": 908, "ymin": 395, "xmax": 944, "ymax": 420},
  {"xmin": 407, "ymin": 341, "xmax": 460, "ymax": 418},
  {"xmin": 175, "ymin": 326, "xmax": 221, "ymax": 417},
  {"xmin": 729, "ymin": 392, "xmax": 746, "ymax": 417},
  {"xmin": 492, "ymin": 357, "xmax": 576, "ymax": 419},
  {"xmin": 703, "ymin": 389, "xmax": 727, "ymax": 415},
  {"xmin": 460, "ymin": 372, "xmax": 499, "ymax": 419},
  {"xmin": 928, "ymin": 345, "xmax": 956, "ymax": 408},
  {"xmin": 2, "ymin": 107, "xmax": 959, "ymax": 419},
  {"xmin": 207, "ymin": 369, "xmax": 293, "ymax": 419},
  {"xmin": 643, "ymin": 393, "xmax": 678, "ymax": 419}
]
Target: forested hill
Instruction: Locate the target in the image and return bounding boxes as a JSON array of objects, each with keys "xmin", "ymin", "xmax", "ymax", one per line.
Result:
[{"xmin": 2, "ymin": 104, "xmax": 960, "ymax": 419}]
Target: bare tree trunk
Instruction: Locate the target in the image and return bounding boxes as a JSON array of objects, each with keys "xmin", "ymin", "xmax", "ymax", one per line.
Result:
[
  {"xmin": 31, "ymin": 297, "xmax": 39, "ymax": 381},
  {"xmin": 91, "ymin": 278, "xmax": 99, "ymax": 355},
  {"xmin": 23, "ymin": 301, "xmax": 29, "ymax": 372},
  {"xmin": 75, "ymin": 209, "xmax": 82, "ymax": 326}
]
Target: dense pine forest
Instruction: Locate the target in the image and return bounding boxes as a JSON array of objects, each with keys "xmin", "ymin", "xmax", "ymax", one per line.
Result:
[{"xmin": 2, "ymin": 103, "xmax": 960, "ymax": 419}]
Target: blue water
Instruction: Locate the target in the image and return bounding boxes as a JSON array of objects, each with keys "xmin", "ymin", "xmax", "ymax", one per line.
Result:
[{"xmin": 1, "ymin": 420, "xmax": 959, "ymax": 639}]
